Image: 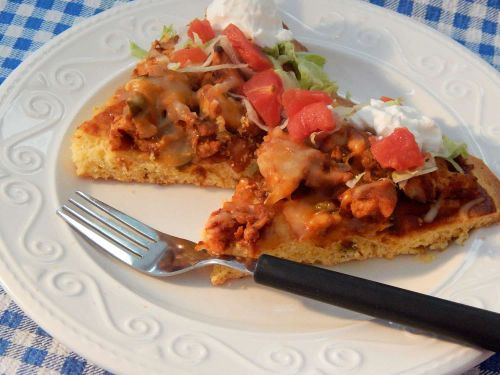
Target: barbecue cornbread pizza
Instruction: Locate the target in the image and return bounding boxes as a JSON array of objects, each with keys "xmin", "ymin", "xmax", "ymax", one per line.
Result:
[
  {"xmin": 71, "ymin": 0, "xmax": 342, "ymax": 188},
  {"xmin": 70, "ymin": 0, "xmax": 500, "ymax": 286},
  {"xmin": 198, "ymin": 96, "xmax": 500, "ymax": 285},
  {"xmin": 72, "ymin": 24, "xmax": 261, "ymax": 188}
]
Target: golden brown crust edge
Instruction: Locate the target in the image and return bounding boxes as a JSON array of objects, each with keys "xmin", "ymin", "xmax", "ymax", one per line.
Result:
[
  {"xmin": 71, "ymin": 127, "xmax": 241, "ymax": 189},
  {"xmin": 71, "ymin": 122, "xmax": 500, "ymax": 285},
  {"xmin": 467, "ymin": 155, "xmax": 500, "ymax": 210},
  {"xmin": 210, "ymin": 156, "xmax": 500, "ymax": 285}
]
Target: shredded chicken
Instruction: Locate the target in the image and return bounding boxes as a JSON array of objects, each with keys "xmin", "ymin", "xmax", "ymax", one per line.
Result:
[
  {"xmin": 198, "ymin": 178, "xmax": 274, "ymax": 253},
  {"xmin": 346, "ymin": 128, "xmax": 369, "ymax": 156},
  {"xmin": 257, "ymin": 128, "xmax": 325, "ymax": 204},
  {"xmin": 305, "ymin": 162, "xmax": 352, "ymax": 189},
  {"xmin": 258, "ymin": 128, "xmax": 355, "ymax": 204},
  {"xmin": 340, "ymin": 179, "xmax": 397, "ymax": 219},
  {"xmin": 197, "ymin": 79, "xmax": 243, "ymax": 130},
  {"xmin": 402, "ymin": 158, "xmax": 479, "ymax": 203}
]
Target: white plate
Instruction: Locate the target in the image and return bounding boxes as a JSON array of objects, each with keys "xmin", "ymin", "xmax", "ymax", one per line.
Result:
[{"xmin": 0, "ymin": 0, "xmax": 499, "ymax": 373}]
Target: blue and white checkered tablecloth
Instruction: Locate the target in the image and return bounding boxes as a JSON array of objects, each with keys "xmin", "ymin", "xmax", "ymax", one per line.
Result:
[{"xmin": 0, "ymin": 0, "xmax": 499, "ymax": 374}]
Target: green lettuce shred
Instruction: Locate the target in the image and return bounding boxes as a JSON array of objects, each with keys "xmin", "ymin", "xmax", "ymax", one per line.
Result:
[
  {"xmin": 130, "ymin": 24, "xmax": 176, "ymax": 60},
  {"xmin": 184, "ymin": 32, "xmax": 205, "ymax": 49},
  {"xmin": 384, "ymin": 98, "xmax": 402, "ymax": 106},
  {"xmin": 296, "ymin": 52, "xmax": 326, "ymax": 66},
  {"xmin": 267, "ymin": 56, "xmax": 299, "ymax": 88},
  {"xmin": 297, "ymin": 58, "xmax": 337, "ymax": 94},
  {"xmin": 264, "ymin": 41, "xmax": 338, "ymax": 94},
  {"xmin": 275, "ymin": 68, "xmax": 300, "ymax": 89},
  {"xmin": 442, "ymin": 136, "xmax": 469, "ymax": 159},
  {"xmin": 129, "ymin": 41, "xmax": 148, "ymax": 59},
  {"xmin": 433, "ymin": 136, "xmax": 469, "ymax": 173},
  {"xmin": 161, "ymin": 24, "xmax": 177, "ymax": 40}
]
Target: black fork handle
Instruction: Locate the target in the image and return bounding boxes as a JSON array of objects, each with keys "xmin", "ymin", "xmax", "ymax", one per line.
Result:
[{"xmin": 254, "ymin": 254, "xmax": 500, "ymax": 352}]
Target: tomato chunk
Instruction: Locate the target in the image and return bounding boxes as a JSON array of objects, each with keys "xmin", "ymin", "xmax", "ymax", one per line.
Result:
[
  {"xmin": 282, "ymin": 88, "xmax": 333, "ymax": 118},
  {"xmin": 188, "ymin": 19, "xmax": 216, "ymax": 43},
  {"xmin": 243, "ymin": 70, "xmax": 284, "ymax": 127},
  {"xmin": 171, "ymin": 48, "xmax": 208, "ymax": 67},
  {"xmin": 370, "ymin": 128, "xmax": 424, "ymax": 171},
  {"xmin": 222, "ymin": 24, "xmax": 272, "ymax": 72},
  {"xmin": 287, "ymin": 102, "xmax": 336, "ymax": 142},
  {"xmin": 380, "ymin": 96, "xmax": 395, "ymax": 102}
]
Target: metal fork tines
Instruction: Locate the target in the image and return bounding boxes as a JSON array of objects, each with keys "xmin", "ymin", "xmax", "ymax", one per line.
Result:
[
  {"xmin": 57, "ymin": 191, "xmax": 169, "ymax": 272},
  {"xmin": 57, "ymin": 191, "xmax": 253, "ymax": 276}
]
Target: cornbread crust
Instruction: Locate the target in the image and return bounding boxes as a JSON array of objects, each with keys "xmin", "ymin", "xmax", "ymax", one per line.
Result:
[
  {"xmin": 209, "ymin": 156, "xmax": 500, "ymax": 285},
  {"xmin": 71, "ymin": 126, "xmax": 241, "ymax": 188}
]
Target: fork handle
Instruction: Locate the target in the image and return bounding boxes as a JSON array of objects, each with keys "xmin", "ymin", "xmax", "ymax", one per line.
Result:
[{"xmin": 254, "ymin": 254, "xmax": 500, "ymax": 352}]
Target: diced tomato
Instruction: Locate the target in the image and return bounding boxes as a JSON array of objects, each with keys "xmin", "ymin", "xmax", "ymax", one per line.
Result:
[
  {"xmin": 380, "ymin": 96, "xmax": 395, "ymax": 102},
  {"xmin": 187, "ymin": 19, "xmax": 216, "ymax": 43},
  {"xmin": 287, "ymin": 102, "xmax": 336, "ymax": 142},
  {"xmin": 243, "ymin": 69, "xmax": 284, "ymax": 127},
  {"xmin": 370, "ymin": 128, "xmax": 424, "ymax": 171},
  {"xmin": 282, "ymin": 88, "xmax": 333, "ymax": 118},
  {"xmin": 222, "ymin": 24, "xmax": 272, "ymax": 72},
  {"xmin": 170, "ymin": 48, "xmax": 208, "ymax": 67}
]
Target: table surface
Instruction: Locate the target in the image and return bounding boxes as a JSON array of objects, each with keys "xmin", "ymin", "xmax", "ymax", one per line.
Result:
[{"xmin": 0, "ymin": 0, "xmax": 499, "ymax": 374}]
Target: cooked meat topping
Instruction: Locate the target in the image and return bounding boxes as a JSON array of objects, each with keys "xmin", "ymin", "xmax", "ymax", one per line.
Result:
[
  {"xmin": 305, "ymin": 162, "xmax": 352, "ymax": 189},
  {"xmin": 202, "ymin": 125, "xmax": 494, "ymax": 253},
  {"xmin": 197, "ymin": 80, "xmax": 243, "ymax": 130},
  {"xmin": 196, "ymin": 139, "xmax": 222, "ymax": 159},
  {"xmin": 401, "ymin": 173, "xmax": 437, "ymax": 203},
  {"xmin": 197, "ymin": 178, "xmax": 275, "ymax": 254},
  {"xmin": 84, "ymin": 34, "xmax": 262, "ymax": 172},
  {"xmin": 401, "ymin": 158, "xmax": 480, "ymax": 203},
  {"xmin": 257, "ymin": 128, "xmax": 327, "ymax": 204},
  {"xmin": 340, "ymin": 179, "xmax": 397, "ymax": 219},
  {"xmin": 79, "ymin": 30, "xmax": 495, "ymax": 255},
  {"xmin": 228, "ymin": 136, "xmax": 256, "ymax": 172}
]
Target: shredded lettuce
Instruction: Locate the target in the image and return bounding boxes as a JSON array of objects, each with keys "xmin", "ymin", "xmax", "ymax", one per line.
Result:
[
  {"xmin": 129, "ymin": 41, "xmax": 148, "ymax": 59},
  {"xmin": 264, "ymin": 41, "xmax": 338, "ymax": 94},
  {"xmin": 267, "ymin": 56, "xmax": 298, "ymax": 88},
  {"xmin": 275, "ymin": 68, "xmax": 300, "ymax": 89},
  {"xmin": 297, "ymin": 57, "xmax": 337, "ymax": 94},
  {"xmin": 130, "ymin": 24, "xmax": 176, "ymax": 59},
  {"xmin": 184, "ymin": 32, "xmax": 204, "ymax": 48},
  {"xmin": 392, "ymin": 158, "xmax": 438, "ymax": 184},
  {"xmin": 433, "ymin": 136, "xmax": 469, "ymax": 173},
  {"xmin": 384, "ymin": 98, "xmax": 402, "ymax": 106},
  {"xmin": 297, "ymin": 52, "xmax": 326, "ymax": 66},
  {"xmin": 161, "ymin": 24, "xmax": 176, "ymax": 40},
  {"xmin": 442, "ymin": 136, "xmax": 469, "ymax": 159}
]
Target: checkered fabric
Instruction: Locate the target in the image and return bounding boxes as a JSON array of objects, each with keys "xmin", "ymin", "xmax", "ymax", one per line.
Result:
[
  {"xmin": 0, "ymin": 0, "xmax": 498, "ymax": 374},
  {"xmin": 369, "ymin": 0, "xmax": 500, "ymax": 70},
  {"xmin": 0, "ymin": 0, "xmax": 130, "ymax": 85},
  {"xmin": 0, "ymin": 286, "xmax": 109, "ymax": 374}
]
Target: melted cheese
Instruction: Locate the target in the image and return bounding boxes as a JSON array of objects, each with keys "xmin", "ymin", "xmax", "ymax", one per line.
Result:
[{"xmin": 257, "ymin": 128, "xmax": 323, "ymax": 204}]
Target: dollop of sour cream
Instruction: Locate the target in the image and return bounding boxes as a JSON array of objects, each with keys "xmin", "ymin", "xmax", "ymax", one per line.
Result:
[
  {"xmin": 206, "ymin": 0, "xmax": 293, "ymax": 47},
  {"xmin": 350, "ymin": 99, "xmax": 442, "ymax": 153}
]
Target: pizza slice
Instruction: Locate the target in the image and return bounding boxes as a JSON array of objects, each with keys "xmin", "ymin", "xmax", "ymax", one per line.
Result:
[
  {"xmin": 198, "ymin": 96, "xmax": 500, "ymax": 285},
  {"xmin": 72, "ymin": 23, "xmax": 258, "ymax": 188},
  {"xmin": 71, "ymin": 4, "xmax": 345, "ymax": 188}
]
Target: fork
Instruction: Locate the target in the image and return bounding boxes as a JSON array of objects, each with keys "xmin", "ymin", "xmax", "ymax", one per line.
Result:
[{"xmin": 57, "ymin": 191, "xmax": 500, "ymax": 352}]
